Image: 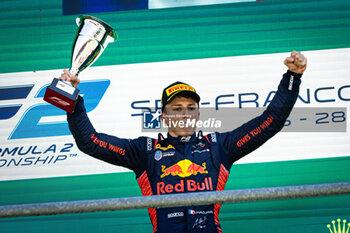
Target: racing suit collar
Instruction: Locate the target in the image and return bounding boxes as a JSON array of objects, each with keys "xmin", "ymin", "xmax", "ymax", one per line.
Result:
[{"xmin": 166, "ymin": 132, "xmax": 197, "ymax": 143}]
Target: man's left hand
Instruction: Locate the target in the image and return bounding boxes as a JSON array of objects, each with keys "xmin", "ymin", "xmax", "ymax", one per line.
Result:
[{"xmin": 284, "ymin": 51, "xmax": 307, "ymax": 74}]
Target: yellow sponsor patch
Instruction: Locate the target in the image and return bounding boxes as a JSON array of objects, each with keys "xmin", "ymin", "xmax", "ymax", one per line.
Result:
[
  {"xmin": 166, "ymin": 84, "xmax": 195, "ymax": 97},
  {"xmin": 155, "ymin": 144, "xmax": 175, "ymax": 151}
]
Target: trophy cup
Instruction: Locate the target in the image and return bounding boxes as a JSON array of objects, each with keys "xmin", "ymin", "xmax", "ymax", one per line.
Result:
[{"xmin": 44, "ymin": 15, "xmax": 117, "ymax": 113}]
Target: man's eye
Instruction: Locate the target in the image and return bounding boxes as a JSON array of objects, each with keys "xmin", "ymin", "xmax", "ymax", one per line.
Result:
[
  {"xmin": 173, "ymin": 108, "xmax": 181, "ymax": 111},
  {"xmin": 188, "ymin": 107, "xmax": 196, "ymax": 111}
]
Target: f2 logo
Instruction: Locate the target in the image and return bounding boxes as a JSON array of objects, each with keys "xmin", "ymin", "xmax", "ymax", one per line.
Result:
[
  {"xmin": 8, "ymin": 80, "xmax": 110, "ymax": 139},
  {"xmin": 0, "ymin": 85, "xmax": 34, "ymax": 120}
]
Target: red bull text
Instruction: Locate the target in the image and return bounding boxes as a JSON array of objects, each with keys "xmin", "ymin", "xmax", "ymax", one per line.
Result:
[
  {"xmin": 157, "ymin": 177, "xmax": 213, "ymax": 195},
  {"xmin": 158, "ymin": 159, "xmax": 212, "ymax": 195}
]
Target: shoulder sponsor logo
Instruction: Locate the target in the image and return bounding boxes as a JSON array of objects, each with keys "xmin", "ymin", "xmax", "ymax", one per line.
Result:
[
  {"xmin": 210, "ymin": 132, "xmax": 217, "ymax": 143},
  {"xmin": 147, "ymin": 138, "xmax": 153, "ymax": 151}
]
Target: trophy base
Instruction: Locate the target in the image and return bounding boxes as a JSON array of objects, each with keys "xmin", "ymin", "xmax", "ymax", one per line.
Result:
[{"xmin": 44, "ymin": 78, "xmax": 80, "ymax": 113}]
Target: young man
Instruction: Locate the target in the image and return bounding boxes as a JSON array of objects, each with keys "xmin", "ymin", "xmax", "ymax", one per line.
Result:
[{"xmin": 63, "ymin": 51, "xmax": 307, "ymax": 233}]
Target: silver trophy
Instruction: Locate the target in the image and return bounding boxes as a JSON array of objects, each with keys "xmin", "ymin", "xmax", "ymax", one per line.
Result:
[{"xmin": 44, "ymin": 15, "xmax": 117, "ymax": 113}]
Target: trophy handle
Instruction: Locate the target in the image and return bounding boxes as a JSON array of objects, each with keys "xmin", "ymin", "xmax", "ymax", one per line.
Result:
[{"xmin": 76, "ymin": 15, "xmax": 117, "ymax": 42}]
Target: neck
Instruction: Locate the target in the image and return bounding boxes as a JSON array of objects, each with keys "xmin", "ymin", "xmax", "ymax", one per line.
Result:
[{"xmin": 168, "ymin": 130, "xmax": 194, "ymax": 137}]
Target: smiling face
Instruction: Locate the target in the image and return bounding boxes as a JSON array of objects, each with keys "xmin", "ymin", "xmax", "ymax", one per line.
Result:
[{"xmin": 161, "ymin": 96, "xmax": 200, "ymax": 137}]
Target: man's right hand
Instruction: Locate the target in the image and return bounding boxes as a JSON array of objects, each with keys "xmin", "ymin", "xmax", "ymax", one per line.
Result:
[
  {"xmin": 284, "ymin": 51, "xmax": 307, "ymax": 74},
  {"xmin": 59, "ymin": 69, "xmax": 80, "ymax": 88}
]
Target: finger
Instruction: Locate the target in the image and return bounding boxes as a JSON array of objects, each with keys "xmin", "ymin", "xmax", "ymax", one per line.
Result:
[
  {"xmin": 64, "ymin": 70, "xmax": 77, "ymax": 82},
  {"xmin": 295, "ymin": 54, "xmax": 306, "ymax": 66},
  {"xmin": 302, "ymin": 57, "xmax": 307, "ymax": 66},
  {"xmin": 298, "ymin": 57, "xmax": 306, "ymax": 67},
  {"xmin": 293, "ymin": 51, "xmax": 300, "ymax": 60},
  {"xmin": 63, "ymin": 69, "xmax": 73, "ymax": 79},
  {"xmin": 297, "ymin": 59, "xmax": 307, "ymax": 68},
  {"xmin": 294, "ymin": 55, "xmax": 301, "ymax": 66},
  {"xmin": 284, "ymin": 57, "xmax": 295, "ymax": 67},
  {"xmin": 285, "ymin": 57, "xmax": 294, "ymax": 63},
  {"xmin": 59, "ymin": 73, "xmax": 69, "ymax": 81}
]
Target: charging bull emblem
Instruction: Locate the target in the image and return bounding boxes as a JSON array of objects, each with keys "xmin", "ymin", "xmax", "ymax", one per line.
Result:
[{"xmin": 160, "ymin": 159, "xmax": 208, "ymax": 178}]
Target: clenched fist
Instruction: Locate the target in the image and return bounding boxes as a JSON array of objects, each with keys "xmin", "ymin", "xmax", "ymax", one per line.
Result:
[
  {"xmin": 59, "ymin": 69, "xmax": 80, "ymax": 88},
  {"xmin": 284, "ymin": 51, "xmax": 307, "ymax": 74}
]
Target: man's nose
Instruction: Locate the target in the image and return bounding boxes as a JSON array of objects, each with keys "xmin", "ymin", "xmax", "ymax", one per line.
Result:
[
  {"xmin": 182, "ymin": 109, "xmax": 195, "ymax": 118},
  {"xmin": 181, "ymin": 109, "xmax": 189, "ymax": 118}
]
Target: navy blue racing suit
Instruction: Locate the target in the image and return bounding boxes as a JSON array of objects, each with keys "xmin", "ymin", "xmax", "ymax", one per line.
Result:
[{"xmin": 67, "ymin": 70, "xmax": 301, "ymax": 233}]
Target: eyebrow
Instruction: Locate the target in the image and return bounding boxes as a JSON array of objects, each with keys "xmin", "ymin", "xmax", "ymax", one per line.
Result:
[{"xmin": 170, "ymin": 103, "xmax": 197, "ymax": 107}]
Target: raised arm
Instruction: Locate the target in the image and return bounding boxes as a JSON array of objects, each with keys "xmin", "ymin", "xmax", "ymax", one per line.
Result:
[
  {"xmin": 61, "ymin": 70, "xmax": 147, "ymax": 173},
  {"xmin": 217, "ymin": 51, "xmax": 307, "ymax": 167}
]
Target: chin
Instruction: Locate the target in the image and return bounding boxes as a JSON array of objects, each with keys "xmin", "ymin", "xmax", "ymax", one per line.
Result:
[{"xmin": 176, "ymin": 128, "xmax": 196, "ymax": 137}]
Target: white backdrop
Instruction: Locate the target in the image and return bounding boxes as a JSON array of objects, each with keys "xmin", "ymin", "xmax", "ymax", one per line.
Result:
[{"xmin": 0, "ymin": 48, "xmax": 349, "ymax": 180}]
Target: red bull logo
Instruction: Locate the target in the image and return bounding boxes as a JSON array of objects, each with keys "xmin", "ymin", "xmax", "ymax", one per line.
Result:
[{"xmin": 160, "ymin": 159, "xmax": 208, "ymax": 178}]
